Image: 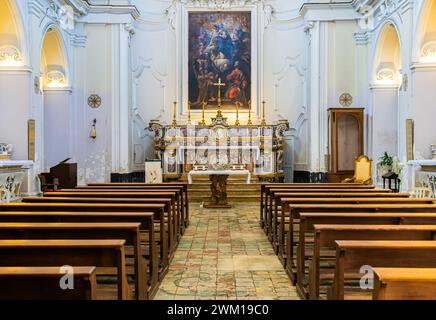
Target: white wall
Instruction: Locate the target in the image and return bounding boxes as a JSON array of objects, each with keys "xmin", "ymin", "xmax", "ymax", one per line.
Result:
[
  {"xmin": 0, "ymin": 71, "xmax": 31, "ymax": 160},
  {"xmin": 371, "ymin": 87, "xmax": 398, "ymax": 162},
  {"xmin": 43, "ymin": 89, "xmax": 71, "ymax": 170}
]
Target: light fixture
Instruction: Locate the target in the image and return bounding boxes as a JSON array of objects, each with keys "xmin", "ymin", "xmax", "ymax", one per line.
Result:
[{"xmin": 90, "ymin": 119, "xmax": 97, "ymax": 139}]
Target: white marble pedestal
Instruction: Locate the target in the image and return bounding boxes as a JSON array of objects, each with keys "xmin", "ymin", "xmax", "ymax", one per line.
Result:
[{"xmin": 0, "ymin": 160, "xmax": 37, "ymax": 202}]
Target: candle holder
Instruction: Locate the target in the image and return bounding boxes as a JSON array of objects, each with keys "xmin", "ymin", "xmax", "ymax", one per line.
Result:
[
  {"xmin": 171, "ymin": 101, "xmax": 178, "ymax": 127},
  {"xmin": 187, "ymin": 101, "xmax": 192, "ymax": 125},
  {"xmin": 199, "ymin": 101, "xmax": 207, "ymax": 126},
  {"xmin": 235, "ymin": 102, "xmax": 240, "ymax": 126},
  {"xmin": 247, "ymin": 102, "xmax": 253, "ymax": 126},
  {"xmin": 261, "ymin": 101, "xmax": 267, "ymax": 126}
]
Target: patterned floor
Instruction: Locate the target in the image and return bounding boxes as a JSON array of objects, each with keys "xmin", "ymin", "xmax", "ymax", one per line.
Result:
[{"xmin": 154, "ymin": 202, "xmax": 299, "ymax": 300}]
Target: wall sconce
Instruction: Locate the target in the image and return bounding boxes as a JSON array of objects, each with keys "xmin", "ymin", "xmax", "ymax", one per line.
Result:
[{"xmin": 90, "ymin": 119, "xmax": 97, "ymax": 139}]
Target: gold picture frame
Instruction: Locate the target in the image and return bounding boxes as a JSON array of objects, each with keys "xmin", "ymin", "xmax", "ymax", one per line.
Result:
[
  {"xmin": 406, "ymin": 119, "xmax": 414, "ymax": 161},
  {"xmin": 28, "ymin": 119, "xmax": 35, "ymax": 161}
]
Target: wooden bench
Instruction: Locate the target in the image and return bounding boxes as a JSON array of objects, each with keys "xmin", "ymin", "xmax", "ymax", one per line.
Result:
[
  {"xmin": 0, "ymin": 202, "xmax": 169, "ymax": 273},
  {"xmin": 307, "ymin": 224, "xmax": 436, "ymax": 300},
  {"xmin": 0, "ymin": 266, "xmax": 97, "ymax": 300},
  {"xmin": 86, "ymin": 182, "xmax": 189, "ymax": 228},
  {"xmin": 0, "ymin": 222, "xmax": 150, "ymax": 300},
  {"xmin": 24, "ymin": 196, "xmax": 178, "ymax": 255},
  {"xmin": 0, "ymin": 211, "xmax": 159, "ymax": 287},
  {"xmin": 372, "ymin": 268, "xmax": 436, "ymax": 300},
  {"xmin": 44, "ymin": 191, "xmax": 181, "ymax": 243},
  {"xmin": 283, "ymin": 200, "xmax": 436, "ymax": 266},
  {"xmin": 263, "ymin": 187, "xmax": 388, "ymax": 236},
  {"xmin": 330, "ymin": 240, "xmax": 436, "ymax": 300},
  {"xmin": 267, "ymin": 192, "xmax": 409, "ymax": 249},
  {"xmin": 66, "ymin": 188, "xmax": 184, "ymax": 237},
  {"xmin": 260, "ymin": 183, "xmax": 378, "ymax": 228},
  {"xmin": 76, "ymin": 184, "xmax": 188, "ymax": 232},
  {"xmin": 0, "ymin": 239, "xmax": 129, "ymax": 300}
]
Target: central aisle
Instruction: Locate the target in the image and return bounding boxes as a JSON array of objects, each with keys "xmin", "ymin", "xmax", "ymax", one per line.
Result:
[{"xmin": 155, "ymin": 203, "xmax": 299, "ymax": 300}]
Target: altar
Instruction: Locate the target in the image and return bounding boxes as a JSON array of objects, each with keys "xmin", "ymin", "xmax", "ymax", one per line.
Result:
[
  {"xmin": 148, "ymin": 119, "xmax": 289, "ymax": 182},
  {"xmin": 406, "ymin": 160, "xmax": 436, "ymax": 197}
]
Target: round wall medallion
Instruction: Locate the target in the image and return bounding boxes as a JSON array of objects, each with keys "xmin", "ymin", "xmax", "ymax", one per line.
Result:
[
  {"xmin": 339, "ymin": 93, "xmax": 353, "ymax": 107},
  {"xmin": 88, "ymin": 94, "xmax": 102, "ymax": 108}
]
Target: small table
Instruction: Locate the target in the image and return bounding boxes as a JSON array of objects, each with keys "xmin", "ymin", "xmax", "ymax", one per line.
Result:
[{"xmin": 188, "ymin": 170, "xmax": 251, "ymax": 208}]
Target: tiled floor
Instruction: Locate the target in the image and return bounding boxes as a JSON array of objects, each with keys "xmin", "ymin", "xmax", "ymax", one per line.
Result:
[{"xmin": 154, "ymin": 202, "xmax": 299, "ymax": 300}]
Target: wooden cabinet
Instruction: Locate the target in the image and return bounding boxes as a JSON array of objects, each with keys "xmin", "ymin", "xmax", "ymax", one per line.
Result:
[{"xmin": 327, "ymin": 108, "xmax": 364, "ymax": 183}]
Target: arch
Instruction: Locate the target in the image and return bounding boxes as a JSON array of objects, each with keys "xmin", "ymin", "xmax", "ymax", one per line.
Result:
[
  {"xmin": 373, "ymin": 22, "xmax": 402, "ymax": 86},
  {"xmin": 0, "ymin": 0, "xmax": 27, "ymax": 66},
  {"xmin": 415, "ymin": 0, "xmax": 436, "ymax": 62},
  {"xmin": 40, "ymin": 26, "xmax": 69, "ymax": 88}
]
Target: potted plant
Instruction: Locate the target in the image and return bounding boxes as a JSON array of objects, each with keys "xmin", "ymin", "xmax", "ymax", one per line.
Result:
[{"xmin": 378, "ymin": 152, "xmax": 393, "ymax": 175}]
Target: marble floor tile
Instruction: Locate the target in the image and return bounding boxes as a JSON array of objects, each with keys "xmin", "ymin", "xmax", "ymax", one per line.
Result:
[{"xmin": 155, "ymin": 202, "xmax": 299, "ymax": 300}]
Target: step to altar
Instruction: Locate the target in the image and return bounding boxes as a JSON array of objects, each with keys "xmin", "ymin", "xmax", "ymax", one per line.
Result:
[{"xmin": 184, "ymin": 176, "xmax": 261, "ymax": 203}]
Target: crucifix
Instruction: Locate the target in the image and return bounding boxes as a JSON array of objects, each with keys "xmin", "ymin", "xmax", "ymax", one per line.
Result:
[{"xmin": 213, "ymin": 78, "xmax": 226, "ymax": 119}]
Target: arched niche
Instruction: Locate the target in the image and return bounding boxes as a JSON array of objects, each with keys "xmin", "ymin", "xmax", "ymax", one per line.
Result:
[
  {"xmin": 415, "ymin": 0, "xmax": 436, "ymax": 63},
  {"xmin": 373, "ymin": 23, "xmax": 402, "ymax": 86},
  {"xmin": 39, "ymin": 26, "xmax": 71, "ymax": 170},
  {"xmin": 40, "ymin": 27, "xmax": 69, "ymax": 89},
  {"xmin": 371, "ymin": 22, "xmax": 402, "ymax": 177},
  {"xmin": 0, "ymin": 0, "xmax": 26, "ymax": 67}
]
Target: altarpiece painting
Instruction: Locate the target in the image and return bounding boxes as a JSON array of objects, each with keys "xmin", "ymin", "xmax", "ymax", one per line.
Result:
[{"xmin": 188, "ymin": 12, "xmax": 251, "ymax": 110}]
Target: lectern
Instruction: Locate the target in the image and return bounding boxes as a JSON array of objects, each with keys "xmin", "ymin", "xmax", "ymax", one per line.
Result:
[{"xmin": 50, "ymin": 158, "xmax": 77, "ymax": 189}]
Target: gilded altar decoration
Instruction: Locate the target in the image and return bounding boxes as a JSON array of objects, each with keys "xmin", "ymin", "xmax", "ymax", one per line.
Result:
[
  {"xmin": 189, "ymin": 12, "xmax": 251, "ymax": 110},
  {"xmin": 148, "ymin": 118, "xmax": 289, "ymax": 181}
]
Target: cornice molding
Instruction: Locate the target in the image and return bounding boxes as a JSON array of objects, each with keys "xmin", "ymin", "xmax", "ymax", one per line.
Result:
[{"xmin": 79, "ymin": 1, "xmax": 141, "ymax": 19}]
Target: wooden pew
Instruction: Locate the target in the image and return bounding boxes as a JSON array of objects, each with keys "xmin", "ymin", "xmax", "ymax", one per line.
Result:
[
  {"xmin": 0, "ymin": 202, "xmax": 169, "ymax": 273},
  {"xmin": 64, "ymin": 188, "xmax": 185, "ymax": 237},
  {"xmin": 308, "ymin": 224, "xmax": 436, "ymax": 300},
  {"xmin": 0, "ymin": 266, "xmax": 97, "ymax": 300},
  {"xmin": 0, "ymin": 222, "xmax": 149, "ymax": 300},
  {"xmin": 0, "ymin": 211, "xmax": 159, "ymax": 292},
  {"xmin": 330, "ymin": 240, "xmax": 436, "ymax": 300},
  {"xmin": 24, "ymin": 196, "xmax": 178, "ymax": 255},
  {"xmin": 372, "ymin": 268, "xmax": 436, "ymax": 300},
  {"xmin": 267, "ymin": 192, "xmax": 409, "ymax": 249},
  {"xmin": 283, "ymin": 199, "xmax": 435, "ymax": 267},
  {"xmin": 77, "ymin": 184, "xmax": 188, "ymax": 232},
  {"xmin": 86, "ymin": 182, "xmax": 189, "ymax": 228},
  {"xmin": 0, "ymin": 239, "xmax": 129, "ymax": 300},
  {"xmin": 260, "ymin": 183, "xmax": 378, "ymax": 228},
  {"xmin": 44, "ymin": 191, "xmax": 181, "ymax": 243},
  {"xmin": 263, "ymin": 187, "xmax": 388, "ymax": 236}
]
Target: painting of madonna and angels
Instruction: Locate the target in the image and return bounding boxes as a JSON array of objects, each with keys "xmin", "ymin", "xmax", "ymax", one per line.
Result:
[{"xmin": 188, "ymin": 12, "xmax": 252, "ymax": 110}]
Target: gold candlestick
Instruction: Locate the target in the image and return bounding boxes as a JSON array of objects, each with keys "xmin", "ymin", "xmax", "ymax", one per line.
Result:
[
  {"xmin": 247, "ymin": 101, "xmax": 253, "ymax": 125},
  {"xmin": 235, "ymin": 102, "xmax": 240, "ymax": 126},
  {"xmin": 261, "ymin": 100, "xmax": 267, "ymax": 126},
  {"xmin": 172, "ymin": 101, "xmax": 178, "ymax": 126},
  {"xmin": 199, "ymin": 101, "xmax": 206, "ymax": 126},
  {"xmin": 187, "ymin": 101, "xmax": 192, "ymax": 125}
]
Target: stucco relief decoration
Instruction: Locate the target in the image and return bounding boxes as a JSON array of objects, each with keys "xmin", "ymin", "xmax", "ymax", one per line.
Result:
[
  {"xmin": 421, "ymin": 41, "xmax": 436, "ymax": 60},
  {"xmin": 377, "ymin": 68, "xmax": 395, "ymax": 82},
  {"xmin": 0, "ymin": 45, "xmax": 22, "ymax": 64},
  {"xmin": 46, "ymin": 70, "xmax": 66, "ymax": 86}
]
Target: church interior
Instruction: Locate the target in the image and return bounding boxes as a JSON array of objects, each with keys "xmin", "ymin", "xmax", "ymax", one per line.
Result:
[{"xmin": 1, "ymin": 0, "xmax": 436, "ymax": 302}]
